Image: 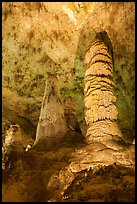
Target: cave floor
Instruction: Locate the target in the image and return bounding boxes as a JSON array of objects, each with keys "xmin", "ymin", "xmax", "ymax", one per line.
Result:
[{"xmin": 2, "ymin": 137, "xmax": 135, "ymax": 202}]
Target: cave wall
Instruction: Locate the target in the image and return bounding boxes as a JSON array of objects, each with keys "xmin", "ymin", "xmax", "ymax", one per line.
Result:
[{"xmin": 2, "ymin": 2, "xmax": 135, "ymax": 142}]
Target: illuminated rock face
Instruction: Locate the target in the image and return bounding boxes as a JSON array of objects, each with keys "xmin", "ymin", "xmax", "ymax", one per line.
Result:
[
  {"xmin": 4, "ymin": 124, "xmax": 23, "ymax": 152},
  {"xmin": 34, "ymin": 74, "xmax": 67, "ymax": 146},
  {"xmin": 2, "ymin": 124, "xmax": 23, "ymax": 170},
  {"xmin": 84, "ymin": 32, "xmax": 123, "ymax": 145}
]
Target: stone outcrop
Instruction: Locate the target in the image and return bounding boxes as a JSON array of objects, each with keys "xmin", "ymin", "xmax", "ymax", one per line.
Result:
[
  {"xmin": 46, "ymin": 31, "xmax": 135, "ymax": 199},
  {"xmin": 46, "ymin": 141, "xmax": 135, "ymax": 200},
  {"xmin": 84, "ymin": 32, "xmax": 123, "ymax": 147},
  {"xmin": 3, "ymin": 124, "xmax": 23, "ymax": 154},
  {"xmin": 34, "ymin": 74, "xmax": 67, "ymax": 146},
  {"xmin": 2, "ymin": 124, "xmax": 23, "ymax": 170}
]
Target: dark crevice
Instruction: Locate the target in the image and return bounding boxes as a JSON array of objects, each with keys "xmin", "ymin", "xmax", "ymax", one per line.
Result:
[
  {"xmin": 85, "ymin": 74, "xmax": 113, "ymax": 82},
  {"xmin": 86, "ymin": 63, "xmax": 112, "ymax": 73},
  {"xmin": 86, "ymin": 78, "xmax": 114, "ymax": 87},
  {"xmin": 85, "ymin": 80, "xmax": 114, "ymax": 94},
  {"xmin": 98, "ymin": 74, "xmax": 113, "ymax": 80},
  {"xmin": 90, "ymin": 52, "xmax": 112, "ymax": 63},
  {"xmin": 88, "ymin": 59, "xmax": 113, "ymax": 70},
  {"xmin": 85, "ymin": 74, "xmax": 112, "ymax": 78},
  {"xmin": 85, "ymin": 87, "xmax": 114, "ymax": 97}
]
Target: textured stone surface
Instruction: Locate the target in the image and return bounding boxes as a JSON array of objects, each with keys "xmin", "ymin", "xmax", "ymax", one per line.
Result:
[
  {"xmin": 2, "ymin": 4, "xmax": 135, "ymax": 201},
  {"xmin": 3, "ymin": 125, "xmax": 23, "ymax": 151},
  {"xmin": 46, "ymin": 141, "xmax": 135, "ymax": 199},
  {"xmin": 62, "ymin": 164, "xmax": 135, "ymax": 202},
  {"xmin": 2, "ymin": 2, "xmax": 135, "ymax": 142},
  {"xmin": 34, "ymin": 74, "xmax": 67, "ymax": 146},
  {"xmin": 2, "ymin": 125, "xmax": 23, "ymax": 170},
  {"xmin": 84, "ymin": 33, "xmax": 123, "ymax": 145}
]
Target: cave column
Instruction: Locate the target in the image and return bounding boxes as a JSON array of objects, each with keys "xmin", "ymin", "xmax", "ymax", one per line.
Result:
[{"xmin": 84, "ymin": 33, "xmax": 123, "ymax": 147}]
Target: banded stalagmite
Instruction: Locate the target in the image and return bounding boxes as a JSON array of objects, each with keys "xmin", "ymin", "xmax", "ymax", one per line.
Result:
[
  {"xmin": 84, "ymin": 32, "xmax": 123, "ymax": 147},
  {"xmin": 34, "ymin": 74, "xmax": 67, "ymax": 146}
]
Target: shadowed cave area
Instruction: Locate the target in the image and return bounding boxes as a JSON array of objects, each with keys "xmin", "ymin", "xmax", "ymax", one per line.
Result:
[{"xmin": 2, "ymin": 2, "xmax": 135, "ymax": 202}]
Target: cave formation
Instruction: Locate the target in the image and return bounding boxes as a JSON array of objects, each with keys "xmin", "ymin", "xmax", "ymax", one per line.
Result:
[
  {"xmin": 34, "ymin": 31, "xmax": 124, "ymax": 150},
  {"xmin": 84, "ymin": 31, "xmax": 123, "ymax": 148},
  {"xmin": 2, "ymin": 2, "xmax": 135, "ymax": 202},
  {"xmin": 34, "ymin": 74, "xmax": 67, "ymax": 146}
]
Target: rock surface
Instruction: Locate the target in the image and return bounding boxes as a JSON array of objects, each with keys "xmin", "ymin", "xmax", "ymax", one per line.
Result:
[
  {"xmin": 2, "ymin": 2, "xmax": 135, "ymax": 141},
  {"xmin": 2, "ymin": 124, "xmax": 24, "ymax": 171},
  {"xmin": 46, "ymin": 141, "xmax": 135, "ymax": 200},
  {"xmin": 2, "ymin": 139, "xmax": 135, "ymax": 202},
  {"xmin": 84, "ymin": 32, "xmax": 123, "ymax": 146},
  {"xmin": 2, "ymin": 2, "xmax": 135, "ymax": 202},
  {"xmin": 34, "ymin": 74, "xmax": 67, "ymax": 146}
]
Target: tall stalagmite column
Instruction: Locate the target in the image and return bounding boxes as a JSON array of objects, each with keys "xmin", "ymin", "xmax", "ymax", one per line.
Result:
[
  {"xmin": 84, "ymin": 32, "xmax": 123, "ymax": 146},
  {"xmin": 34, "ymin": 74, "xmax": 67, "ymax": 146}
]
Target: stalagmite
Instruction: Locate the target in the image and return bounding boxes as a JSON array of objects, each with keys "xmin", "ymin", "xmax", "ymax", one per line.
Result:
[
  {"xmin": 84, "ymin": 32, "xmax": 123, "ymax": 146},
  {"xmin": 34, "ymin": 74, "xmax": 67, "ymax": 147}
]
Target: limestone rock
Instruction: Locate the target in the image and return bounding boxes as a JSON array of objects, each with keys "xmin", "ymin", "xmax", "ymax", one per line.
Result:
[
  {"xmin": 25, "ymin": 144, "xmax": 32, "ymax": 152},
  {"xmin": 2, "ymin": 2, "xmax": 135, "ymax": 141},
  {"xmin": 34, "ymin": 74, "xmax": 67, "ymax": 146},
  {"xmin": 3, "ymin": 124, "xmax": 23, "ymax": 152},
  {"xmin": 46, "ymin": 141, "xmax": 134, "ymax": 200},
  {"xmin": 2, "ymin": 124, "xmax": 23, "ymax": 170},
  {"xmin": 84, "ymin": 32, "xmax": 123, "ymax": 145}
]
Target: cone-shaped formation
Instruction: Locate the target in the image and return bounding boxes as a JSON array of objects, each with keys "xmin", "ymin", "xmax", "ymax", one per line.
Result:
[
  {"xmin": 84, "ymin": 32, "xmax": 123, "ymax": 145},
  {"xmin": 34, "ymin": 74, "xmax": 67, "ymax": 146}
]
